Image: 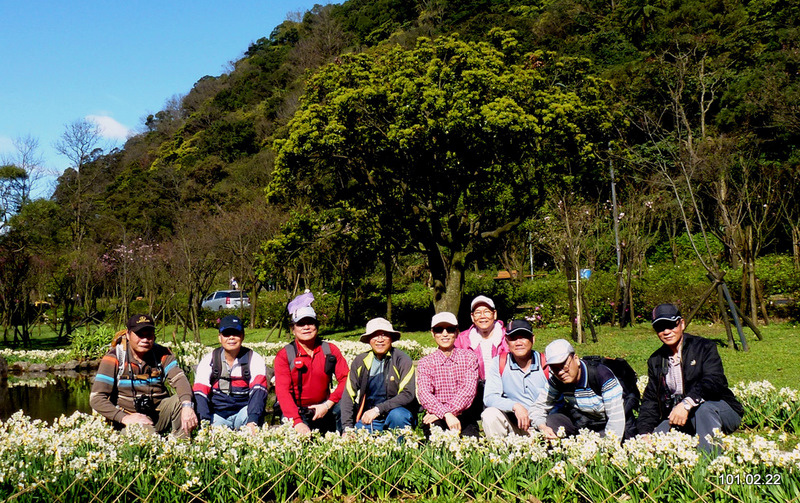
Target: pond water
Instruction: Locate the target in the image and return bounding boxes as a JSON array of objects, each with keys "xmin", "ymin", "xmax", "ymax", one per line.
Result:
[{"xmin": 0, "ymin": 374, "xmax": 94, "ymax": 423}]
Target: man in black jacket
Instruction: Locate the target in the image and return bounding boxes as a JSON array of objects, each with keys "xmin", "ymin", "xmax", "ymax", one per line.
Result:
[
  {"xmin": 637, "ymin": 304, "xmax": 743, "ymax": 452},
  {"xmin": 340, "ymin": 317, "xmax": 417, "ymax": 431}
]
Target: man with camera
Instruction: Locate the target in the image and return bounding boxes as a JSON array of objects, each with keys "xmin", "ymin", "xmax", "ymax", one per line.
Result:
[
  {"xmin": 637, "ymin": 303, "xmax": 743, "ymax": 451},
  {"xmin": 273, "ymin": 304, "xmax": 349, "ymax": 435},
  {"xmin": 90, "ymin": 314, "xmax": 197, "ymax": 437}
]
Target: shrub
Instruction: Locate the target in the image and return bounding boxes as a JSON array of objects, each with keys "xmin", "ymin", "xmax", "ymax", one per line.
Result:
[
  {"xmin": 514, "ymin": 273, "xmax": 570, "ymax": 326},
  {"xmin": 754, "ymin": 254, "xmax": 800, "ymax": 297},
  {"xmin": 391, "ymin": 283, "xmax": 433, "ymax": 331},
  {"xmin": 69, "ymin": 325, "xmax": 117, "ymax": 360},
  {"xmin": 648, "ymin": 232, "xmax": 725, "ymax": 263}
]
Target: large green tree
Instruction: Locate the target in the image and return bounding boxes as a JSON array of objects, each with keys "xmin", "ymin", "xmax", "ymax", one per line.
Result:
[{"xmin": 270, "ymin": 31, "xmax": 614, "ymax": 313}]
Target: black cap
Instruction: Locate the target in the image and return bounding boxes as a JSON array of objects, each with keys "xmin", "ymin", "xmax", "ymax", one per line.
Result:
[
  {"xmin": 127, "ymin": 314, "xmax": 155, "ymax": 333},
  {"xmin": 651, "ymin": 304, "xmax": 681, "ymax": 325},
  {"xmin": 219, "ymin": 315, "xmax": 244, "ymax": 334},
  {"xmin": 506, "ymin": 319, "xmax": 533, "ymax": 338}
]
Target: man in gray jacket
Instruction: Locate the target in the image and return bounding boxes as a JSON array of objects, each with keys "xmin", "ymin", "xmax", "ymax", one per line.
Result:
[{"xmin": 340, "ymin": 317, "xmax": 417, "ymax": 431}]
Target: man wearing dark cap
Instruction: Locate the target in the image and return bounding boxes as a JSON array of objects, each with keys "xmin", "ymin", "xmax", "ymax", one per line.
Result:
[
  {"xmin": 192, "ymin": 315, "xmax": 269, "ymax": 433},
  {"xmin": 482, "ymin": 319, "xmax": 549, "ymax": 438},
  {"xmin": 90, "ymin": 315, "xmax": 197, "ymax": 437},
  {"xmin": 637, "ymin": 303, "xmax": 743, "ymax": 451},
  {"xmin": 340, "ymin": 317, "xmax": 417, "ymax": 431}
]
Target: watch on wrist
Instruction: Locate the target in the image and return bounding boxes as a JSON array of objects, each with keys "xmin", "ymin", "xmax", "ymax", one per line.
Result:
[
  {"xmin": 181, "ymin": 401, "xmax": 194, "ymax": 410},
  {"xmin": 682, "ymin": 402, "xmax": 692, "ymax": 411}
]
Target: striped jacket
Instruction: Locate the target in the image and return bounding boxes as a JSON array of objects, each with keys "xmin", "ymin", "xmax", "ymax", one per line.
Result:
[
  {"xmin": 90, "ymin": 339, "xmax": 193, "ymax": 424},
  {"xmin": 340, "ymin": 348, "xmax": 416, "ymax": 429},
  {"xmin": 529, "ymin": 360, "xmax": 626, "ymax": 438},
  {"xmin": 192, "ymin": 348, "xmax": 269, "ymax": 424}
]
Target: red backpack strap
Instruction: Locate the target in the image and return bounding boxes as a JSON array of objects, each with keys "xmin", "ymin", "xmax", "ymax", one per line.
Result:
[{"xmin": 540, "ymin": 351, "xmax": 549, "ymax": 379}]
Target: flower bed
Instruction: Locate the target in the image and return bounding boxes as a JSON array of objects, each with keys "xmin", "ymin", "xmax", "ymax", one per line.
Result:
[
  {"xmin": 0, "ymin": 402, "xmax": 798, "ymax": 502},
  {"xmin": 0, "ymin": 348, "xmax": 71, "ymax": 366}
]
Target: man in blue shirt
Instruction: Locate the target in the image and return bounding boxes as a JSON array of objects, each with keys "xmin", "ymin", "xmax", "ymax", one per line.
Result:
[
  {"xmin": 482, "ymin": 319, "xmax": 549, "ymax": 438},
  {"xmin": 530, "ymin": 339, "xmax": 626, "ymax": 440}
]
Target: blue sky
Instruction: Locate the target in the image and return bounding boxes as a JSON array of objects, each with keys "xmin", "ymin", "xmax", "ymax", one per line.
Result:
[{"xmin": 0, "ymin": 1, "xmax": 329, "ymax": 196}]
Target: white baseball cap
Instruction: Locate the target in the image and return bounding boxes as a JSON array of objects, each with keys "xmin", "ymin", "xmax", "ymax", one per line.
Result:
[
  {"xmin": 431, "ymin": 312, "xmax": 458, "ymax": 328},
  {"xmin": 291, "ymin": 306, "xmax": 317, "ymax": 323},
  {"xmin": 470, "ymin": 295, "xmax": 495, "ymax": 311}
]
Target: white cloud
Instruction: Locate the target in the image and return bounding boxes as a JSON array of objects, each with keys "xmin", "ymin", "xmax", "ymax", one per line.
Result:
[{"xmin": 86, "ymin": 115, "xmax": 132, "ymax": 141}]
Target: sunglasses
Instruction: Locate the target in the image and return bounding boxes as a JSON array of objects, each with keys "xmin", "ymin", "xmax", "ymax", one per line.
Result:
[
  {"xmin": 432, "ymin": 325, "xmax": 457, "ymax": 334},
  {"xmin": 653, "ymin": 319, "xmax": 680, "ymax": 333}
]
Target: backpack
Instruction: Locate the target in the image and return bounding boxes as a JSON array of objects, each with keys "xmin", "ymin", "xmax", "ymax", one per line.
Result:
[
  {"xmin": 580, "ymin": 356, "xmax": 641, "ymax": 439},
  {"xmin": 499, "ymin": 351, "xmax": 549, "ymax": 379},
  {"xmin": 283, "ymin": 341, "xmax": 337, "ymax": 379},
  {"xmin": 210, "ymin": 346, "xmax": 252, "ymax": 396}
]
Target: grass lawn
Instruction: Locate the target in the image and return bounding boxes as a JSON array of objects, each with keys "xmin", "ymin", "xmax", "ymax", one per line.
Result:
[{"xmin": 4, "ymin": 320, "xmax": 798, "ymax": 388}]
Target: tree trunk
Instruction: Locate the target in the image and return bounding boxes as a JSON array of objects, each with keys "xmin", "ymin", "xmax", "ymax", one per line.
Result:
[
  {"xmin": 716, "ymin": 283, "xmax": 736, "ymax": 349},
  {"xmin": 740, "ymin": 260, "xmax": 748, "ymax": 306},
  {"xmin": 612, "ymin": 272, "xmax": 620, "ymax": 327},
  {"xmin": 626, "ymin": 263, "xmax": 635, "ymax": 325},
  {"xmin": 432, "ymin": 250, "xmax": 467, "ymax": 314},
  {"xmin": 384, "ymin": 249, "xmax": 393, "ymax": 322},
  {"xmin": 756, "ymin": 278, "xmax": 770, "ymax": 326},
  {"xmin": 575, "ymin": 263, "xmax": 584, "ymax": 344},
  {"xmin": 249, "ymin": 279, "xmax": 261, "ymax": 330},
  {"xmin": 747, "ymin": 226, "xmax": 758, "ymax": 324},
  {"xmin": 792, "ymin": 225, "xmax": 800, "ymax": 271},
  {"xmin": 565, "ymin": 263, "xmax": 577, "ymax": 342}
]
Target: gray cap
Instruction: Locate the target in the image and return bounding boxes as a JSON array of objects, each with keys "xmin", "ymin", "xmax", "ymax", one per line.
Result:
[{"xmin": 545, "ymin": 339, "xmax": 575, "ymax": 365}]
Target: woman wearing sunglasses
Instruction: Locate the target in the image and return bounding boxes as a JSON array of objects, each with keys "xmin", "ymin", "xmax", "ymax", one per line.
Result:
[{"xmin": 416, "ymin": 312, "xmax": 480, "ymax": 438}]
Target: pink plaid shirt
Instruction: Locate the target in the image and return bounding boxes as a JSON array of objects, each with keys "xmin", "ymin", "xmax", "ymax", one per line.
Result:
[{"xmin": 416, "ymin": 348, "xmax": 479, "ymax": 418}]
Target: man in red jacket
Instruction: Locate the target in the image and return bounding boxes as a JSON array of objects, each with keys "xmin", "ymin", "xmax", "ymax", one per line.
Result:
[{"xmin": 273, "ymin": 306, "xmax": 349, "ymax": 435}]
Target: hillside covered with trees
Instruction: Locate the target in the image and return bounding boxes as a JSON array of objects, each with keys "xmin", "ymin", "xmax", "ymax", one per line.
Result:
[{"xmin": 1, "ymin": 0, "xmax": 798, "ymax": 344}]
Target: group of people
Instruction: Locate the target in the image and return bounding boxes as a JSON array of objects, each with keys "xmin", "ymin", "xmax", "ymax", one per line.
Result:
[{"xmin": 89, "ymin": 296, "xmax": 743, "ymax": 452}]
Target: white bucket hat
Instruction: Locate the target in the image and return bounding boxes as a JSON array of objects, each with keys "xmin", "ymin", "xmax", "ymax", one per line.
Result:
[{"xmin": 360, "ymin": 317, "xmax": 401, "ymax": 344}]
